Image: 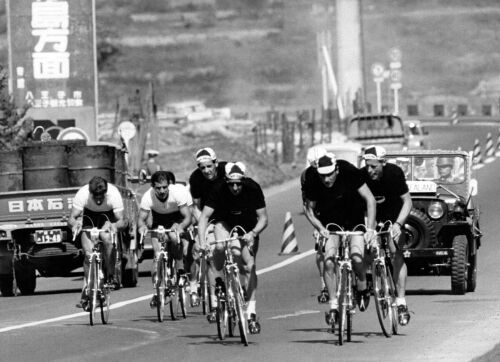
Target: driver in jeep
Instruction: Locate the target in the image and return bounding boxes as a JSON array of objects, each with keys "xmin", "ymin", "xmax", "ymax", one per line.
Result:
[{"xmin": 361, "ymin": 145, "xmax": 412, "ymax": 326}]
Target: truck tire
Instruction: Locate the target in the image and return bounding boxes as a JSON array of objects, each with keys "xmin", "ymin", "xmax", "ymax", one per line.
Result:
[
  {"xmin": 467, "ymin": 252, "xmax": 477, "ymax": 293},
  {"xmin": 0, "ymin": 274, "xmax": 14, "ymax": 297},
  {"xmin": 451, "ymin": 235, "xmax": 468, "ymax": 295},
  {"xmin": 403, "ymin": 208, "xmax": 437, "ymax": 249},
  {"xmin": 121, "ymin": 267, "xmax": 138, "ymax": 288},
  {"xmin": 14, "ymin": 260, "xmax": 36, "ymax": 295}
]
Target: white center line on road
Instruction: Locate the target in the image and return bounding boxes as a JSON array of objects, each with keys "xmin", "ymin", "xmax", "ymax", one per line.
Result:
[
  {"xmin": 269, "ymin": 310, "xmax": 320, "ymax": 320},
  {"xmin": 0, "ymin": 249, "xmax": 315, "ymax": 333}
]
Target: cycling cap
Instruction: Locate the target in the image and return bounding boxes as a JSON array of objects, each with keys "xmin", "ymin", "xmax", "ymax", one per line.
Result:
[
  {"xmin": 306, "ymin": 146, "xmax": 327, "ymax": 167},
  {"xmin": 363, "ymin": 145, "xmax": 387, "ymax": 161},
  {"xmin": 195, "ymin": 147, "xmax": 217, "ymax": 163},
  {"xmin": 316, "ymin": 153, "xmax": 337, "ymax": 175},
  {"xmin": 146, "ymin": 149, "xmax": 159, "ymax": 156},
  {"xmin": 225, "ymin": 162, "xmax": 246, "ymax": 180}
]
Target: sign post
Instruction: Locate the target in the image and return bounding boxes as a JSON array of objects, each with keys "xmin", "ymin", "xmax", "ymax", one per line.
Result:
[
  {"xmin": 371, "ymin": 63, "xmax": 385, "ymax": 113},
  {"xmin": 388, "ymin": 47, "xmax": 402, "ymax": 115}
]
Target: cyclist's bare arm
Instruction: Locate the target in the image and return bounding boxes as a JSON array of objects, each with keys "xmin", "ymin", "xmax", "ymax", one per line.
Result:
[
  {"xmin": 357, "ymin": 183, "xmax": 377, "ymax": 230},
  {"xmin": 137, "ymin": 208, "xmax": 151, "ymax": 234},
  {"xmin": 304, "ymin": 199, "xmax": 328, "ymax": 237},
  {"xmin": 243, "ymin": 207, "xmax": 268, "ymax": 242},
  {"xmin": 197, "ymin": 205, "xmax": 215, "ymax": 248},
  {"xmin": 68, "ymin": 207, "xmax": 83, "ymax": 230},
  {"xmin": 112, "ymin": 209, "xmax": 126, "ymax": 231},
  {"xmin": 176, "ymin": 204, "xmax": 192, "ymax": 233},
  {"xmin": 191, "ymin": 198, "xmax": 202, "ymax": 223},
  {"xmin": 393, "ymin": 191, "xmax": 412, "ymax": 239}
]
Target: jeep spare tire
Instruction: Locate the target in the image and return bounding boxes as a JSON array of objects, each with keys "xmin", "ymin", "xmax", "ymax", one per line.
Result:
[{"xmin": 403, "ymin": 208, "xmax": 438, "ymax": 249}]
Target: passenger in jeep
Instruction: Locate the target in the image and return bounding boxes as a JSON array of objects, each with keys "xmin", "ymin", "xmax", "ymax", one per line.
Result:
[
  {"xmin": 361, "ymin": 145, "xmax": 413, "ymax": 326},
  {"xmin": 69, "ymin": 176, "xmax": 126, "ymax": 309}
]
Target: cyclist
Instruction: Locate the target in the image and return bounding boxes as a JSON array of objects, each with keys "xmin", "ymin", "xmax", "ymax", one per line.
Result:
[
  {"xmin": 300, "ymin": 145, "xmax": 329, "ymax": 303},
  {"xmin": 189, "ymin": 147, "xmax": 227, "ymax": 322},
  {"xmin": 361, "ymin": 145, "xmax": 412, "ymax": 326},
  {"xmin": 137, "ymin": 171, "xmax": 192, "ymax": 308},
  {"xmin": 303, "ymin": 153, "xmax": 377, "ymax": 326},
  {"xmin": 69, "ymin": 176, "xmax": 126, "ymax": 309},
  {"xmin": 198, "ymin": 162, "xmax": 268, "ymax": 334}
]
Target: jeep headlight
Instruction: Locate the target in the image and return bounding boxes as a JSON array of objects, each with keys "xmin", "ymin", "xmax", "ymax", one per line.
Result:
[{"xmin": 428, "ymin": 202, "xmax": 444, "ymax": 219}]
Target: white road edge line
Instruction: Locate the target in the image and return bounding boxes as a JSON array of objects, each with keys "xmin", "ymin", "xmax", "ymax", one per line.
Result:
[{"xmin": 0, "ymin": 249, "xmax": 315, "ymax": 333}]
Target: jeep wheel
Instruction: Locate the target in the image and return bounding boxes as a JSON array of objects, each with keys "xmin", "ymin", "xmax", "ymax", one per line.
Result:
[
  {"xmin": 451, "ymin": 235, "xmax": 468, "ymax": 295},
  {"xmin": 0, "ymin": 274, "xmax": 14, "ymax": 297},
  {"xmin": 467, "ymin": 252, "xmax": 477, "ymax": 293},
  {"xmin": 403, "ymin": 208, "xmax": 438, "ymax": 249},
  {"xmin": 14, "ymin": 260, "xmax": 36, "ymax": 295}
]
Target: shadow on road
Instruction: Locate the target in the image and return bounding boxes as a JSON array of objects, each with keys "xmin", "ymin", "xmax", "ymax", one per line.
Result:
[
  {"xmin": 33, "ymin": 288, "xmax": 82, "ymax": 296},
  {"xmin": 406, "ymin": 288, "xmax": 451, "ymax": 295}
]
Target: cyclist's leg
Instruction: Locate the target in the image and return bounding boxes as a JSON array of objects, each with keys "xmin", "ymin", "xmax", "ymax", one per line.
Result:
[
  {"xmin": 237, "ymin": 235, "xmax": 260, "ymax": 333},
  {"xmin": 187, "ymin": 235, "xmax": 200, "ymax": 305},
  {"xmin": 323, "ymin": 234, "xmax": 339, "ymax": 312},
  {"xmin": 351, "ymin": 234, "xmax": 371, "ymax": 311},
  {"xmin": 389, "ymin": 233, "xmax": 410, "ymax": 324},
  {"xmin": 99, "ymin": 231, "xmax": 115, "ymax": 282},
  {"xmin": 149, "ymin": 236, "xmax": 161, "ymax": 308},
  {"xmin": 167, "ymin": 224, "xmax": 185, "ymax": 273},
  {"xmin": 77, "ymin": 231, "xmax": 93, "ymax": 307},
  {"xmin": 316, "ymin": 243, "xmax": 328, "ymax": 303}
]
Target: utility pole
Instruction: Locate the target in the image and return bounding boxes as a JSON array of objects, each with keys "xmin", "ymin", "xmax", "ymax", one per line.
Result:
[{"xmin": 336, "ymin": 0, "xmax": 365, "ymax": 116}]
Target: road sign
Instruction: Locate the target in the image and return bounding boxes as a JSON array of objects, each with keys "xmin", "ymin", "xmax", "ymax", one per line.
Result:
[
  {"xmin": 118, "ymin": 121, "xmax": 137, "ymax": 142},
  {"xmin": 371, "ymin": 62, "xmax": 385, "ymax": 77},
  {"xmin": 390, "ymin": 69, "xmax": 402, "ymax": 83},
  {"xmin": 390, "ymin": 82, "xmax": 402, "ymax": 90},
  {"xmin": 388, "ymin": 47, "xmax": 402, "ymax": 62}
]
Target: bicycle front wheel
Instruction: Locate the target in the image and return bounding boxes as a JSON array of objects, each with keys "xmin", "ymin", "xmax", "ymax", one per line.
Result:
[
  {"xmin": 169, "ymin": 269, "xmax": 180, "ymax": 321},
  {"xmin": 178, "ymin": 283, "xmax": 187, "ymax": 319},
  {"xmin": 88, "ymin": 255, "xmax": 98, "ymax": 326},
  {"xmin": 233, "ymin": 277, "xmax": 248, "ymax": 346},
  {"xmin": 100, "ymin": 282, "xmax": 110, "ymax": 324},
  {"xmin": 338, "ymin": 267, "xmax": 349, "ymax": 345},
  {"xmin": 373, "ymin": 262, "xmax": 393, "ymax": 337},
  {"xmin": 386, "ymin": 266, "xmax": 399, "ymax": 335},
  {"xmin": 216, "ymin": 292, "xmax": 228, "ymax": 340},
  {"xmin": 199, "ymin": 259, "xmax": 209, "ymax": 315},
  {"xmin": 156, "ymin": 257, "xmax": 166, "ymax": 322}
]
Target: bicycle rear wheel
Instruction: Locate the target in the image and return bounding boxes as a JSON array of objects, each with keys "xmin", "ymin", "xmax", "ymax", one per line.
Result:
[
  {"xmin": 386, "ymin": 266, "xmax": 398, "ymax": 335},
  {"xmin": 233, "ymin": 278, "xmax": 248, "ymax": 346},
  {"xmin": 373, "ymin": 262, "xmax": 393, "ymax": 337},
  {"xmin": 88, "ymin": 256, "xmax": 98, "ymax": 326},
  {"xmin": 156, "ymin": 258, "xmax": 166, "ymax": 322},
  {"xmin": 100, "ymin": 282, "xmax": 110, "ymax": 324},
  {"xmin": 216, "ymin": 293, "xmax": 228, "ymax": 340},
  {"xmin": 338, "ymin": 267, "xmax": 349, "ymax": 345}
]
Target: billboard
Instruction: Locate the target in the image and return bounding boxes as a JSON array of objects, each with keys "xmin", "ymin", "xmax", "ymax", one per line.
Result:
[{"xmin": 6, "ymin": 0, "xmax": 98, "ymax": 140}]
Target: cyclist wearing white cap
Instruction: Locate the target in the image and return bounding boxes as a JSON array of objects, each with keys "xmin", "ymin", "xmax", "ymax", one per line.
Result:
[
  {"xmin": 198, "ymin": 161, "xmax": 268, "ymax": 334},
  {"xmin": 189, "ymin": 147, "xmax": 228, "ymax": 321},
  {"xmin": 303, "ymin": 153, "xmax": 377, "ymax": 327},
  {"xmin": 361, "ymin": 145, "xmax": 412, "ymax": 326},
  {"xmin": 301, "ymin": 146, "xmax": 331, "ymax": 303}
]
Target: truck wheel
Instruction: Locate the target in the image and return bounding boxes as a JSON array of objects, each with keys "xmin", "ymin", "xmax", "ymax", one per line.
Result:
[
  {"xmin": 14, "ymin": 261, "xmax": 36, "ymax": 295},
  {"xmin": 467, "ymin": 252, "xmax": 477, "ymax": 293},
  {"xmin": 403, "ymin": 208, "xmax": 437, "ymax": 249},
  {"xmin": 0, "ymin": 274, "xmax": 14, "ymax": 297},
  {"xmin": 451, "ymin": 235, "xmax": 468, "ymax": 295}
]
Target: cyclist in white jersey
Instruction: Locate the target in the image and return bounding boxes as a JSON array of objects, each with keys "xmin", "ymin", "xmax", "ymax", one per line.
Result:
[
  {"xmin": 138, "ymin": 171, "xmax": 193, "ymax": 308},
  {"xmin": 69, "ymin": 176, "xmax": 126, "ymax": 308}
]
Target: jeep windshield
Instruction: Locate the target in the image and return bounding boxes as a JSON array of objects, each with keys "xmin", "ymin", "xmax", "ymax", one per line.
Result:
[
  {"xmin": 348, "ymin": 114, "xmax": 405, "ymax": 140},
  {"xmin": 386, "ymin": 155, "xmax": 466, "ymax": 185}
]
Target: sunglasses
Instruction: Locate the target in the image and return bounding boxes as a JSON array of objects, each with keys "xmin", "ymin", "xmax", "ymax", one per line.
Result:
[{"xmin": 227, "ymin": 181, "xmax": 243, "ymax": 187}]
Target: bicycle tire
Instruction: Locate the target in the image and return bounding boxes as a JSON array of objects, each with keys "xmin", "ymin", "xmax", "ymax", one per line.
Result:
[
  {"xmin": 156, "ymin": 257, "xmax": 166, "ymax": 322},
  {"xmin": 216, "ymin": 293, "xmax": 228, "ymax": 340},
  {"xmin": 178, "ymin": 283, "xmax": 187, "ymax": 319},
  {"xmin": 227, "ymin": 277, "xmax": 236, "ymax": 338},
  {"xmin": 233, "ymin": 277, "xmax": 248, "ymax": 346},
  {"xmin": 338, "ymin": 266, "xmax": 349, "ymax": 345},
  {"xmin": 199, "ymin": 259, "xmax": 209, "ymax": 315},
  {"xmin": 373, "ymin": 262, "xmax": 393, "ymax": 337},
  {"xmin": 169, "ymin": 269, "xmax": 180, "ymax": 321},
  {"xmin": 88, "ymin": 255, "xmax": 98, "ymax": 326},
  {"xmin": 386, "ymin": 266, "xmax": 399, "ymax": 335},
  {"xmin": 346, "ymin": 271, "xmax": 352, "ymax": 342},
  {"xmin": 100, "ymin": 283, "xmax": 110, "ymax": 324}
]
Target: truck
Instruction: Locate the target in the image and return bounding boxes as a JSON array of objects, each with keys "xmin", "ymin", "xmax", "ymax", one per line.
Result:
[
  {"xmin": 347, "ymin": 113, "xmax": 408, "ymax": 151},
  {"xmin": 0, "ymin": 140, "xmax": 140, "ymax": 296}
]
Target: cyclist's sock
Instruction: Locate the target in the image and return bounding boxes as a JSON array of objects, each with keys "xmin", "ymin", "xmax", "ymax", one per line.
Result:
[
  {"xmin": 320, "ymin": 277, "xmax": 326, "ymax": 290},
  {"xmin": 330, "ymin": 298, "xmax": 338, "ymax": 310},
  {"xmin": 247, "ymin": 300, "xmax": 256, "ymax": 315},
  {"xmin": 396, "ymin": 297, "xmax": 407, "ymax": 306},
  {"xmin": 190, "ymin": 281, "xmax": 197, "ymax": 292}
]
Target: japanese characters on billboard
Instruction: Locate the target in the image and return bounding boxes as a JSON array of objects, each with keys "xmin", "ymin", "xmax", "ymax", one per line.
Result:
[{"xmin": 7, "ymin": 0, "xmax": 97, "ymax": 140}]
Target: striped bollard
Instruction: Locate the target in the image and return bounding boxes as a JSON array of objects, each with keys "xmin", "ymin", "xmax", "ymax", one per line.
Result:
[
  {"xmin": 495, "ymin": 128, "xmax": 500, "ymax": 157},
  {"xmin": 484, "ymin": 132, "xmax": 495, "ymax": 163},
  {"xmin": 472, "ymin": 138, "xmax": 484, "ymax": 170},
  {"xmin": 279, "ymin": 211, "xmax": 299, "ymax": 255}
]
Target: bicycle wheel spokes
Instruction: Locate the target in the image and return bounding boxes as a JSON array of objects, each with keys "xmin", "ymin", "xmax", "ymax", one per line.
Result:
[
  {"xmin": 233, "ymin": 277, "xmax": 248, "ymax": 346},
  {"xmin": 178, "ymin": 284, "xmax": 187, "ymax": 319},
  {"xmin": 169, "ymin": 272, "xmax": 179, "ymax": 321},
  {"xmin": 338, "ymin": 267, "xmax": 349, "ymax": 345},
  {"xmin": 156, "ymin": 258, "xmax": 166, "ymax": 322},
  {"xmin": 216, "ymin": 293, "xmax": 228, "ymax": 340},
  {"xmin": 373, "ymin": 262, "xmax": 392, "ymax": 337},
  {"xmin": 88, "ymin": 256, "xmax": 98, "ymax": 326},
  {"xmin": 386, "ymin": 267, "xmax": 399, "ymax": 335},
  {"xmin": 100, "ymin": 283, "xmax": 110, "ymax": 324}
]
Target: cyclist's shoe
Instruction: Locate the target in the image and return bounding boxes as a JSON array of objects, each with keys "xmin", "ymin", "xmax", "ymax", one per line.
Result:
[
  {"xmin": 177, "ymin": 270, "xmax": 187, "ymax": 287},
  {"xmin": 324, "ymin": 309, "xmax": 338, "ymax": 326},
  {"xmin": 397, "ymin": 304, "xmax": 411, "ymax": 326},
  {"xmin": 207, "ymin": 309, "xmax": 217, "ymax": 324},
  {"xmin": 248, "ymin": 313, "xmax": 261, "ymax": 334},
  {"xmin": 356, "ymin": 289, "xmax": 371, "ymax": 312},
  {"xmin": 149, "ymin": 295, "xmax": 158, "ymax": 309},
  {"xmin": 317, "ymin": 288, "xmax": 330, "ymax": 304},
  {"xmin": 76, "ymin": 298, "xmax": 88, "ymax": 309},
  {"xmin": 190, "ymin": 292, "xmax": 200, "ymax": 307},
  {"xmin": 105, "ymin": 275, "xmax": 120, "ymax": 290}
]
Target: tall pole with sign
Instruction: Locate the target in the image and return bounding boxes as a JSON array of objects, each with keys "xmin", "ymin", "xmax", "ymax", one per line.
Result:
[
  {"xmin": 388, "ymin": 47, "xmax": 402, "ymax": 115},
  {"xmin": 371, "ymin": 63, "xmax": 385, "ymax": 113}
]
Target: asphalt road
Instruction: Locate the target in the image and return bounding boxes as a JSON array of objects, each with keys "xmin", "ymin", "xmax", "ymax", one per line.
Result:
[{"xmin": 1, "ymin": 124, "xmax": 500, "ymax": 362}]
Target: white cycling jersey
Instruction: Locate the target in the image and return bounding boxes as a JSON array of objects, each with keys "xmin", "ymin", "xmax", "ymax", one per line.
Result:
[
  {"xmin": 140, "ymin": 184, "xmax": 192, "ymax": 214},
  {"xmin": 73, "ymin": 184, "xmax": 124, "ymax": 213}
]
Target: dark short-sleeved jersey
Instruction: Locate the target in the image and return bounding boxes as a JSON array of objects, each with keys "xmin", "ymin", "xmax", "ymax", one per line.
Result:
[
  {"xmin": 189, "ymin": 161, "xmax": 227, "ymax": 208},
  {"xmin": 300, "ymin": 166, "xmax": 321, "ymax": 203},
  {"xmin": 204, "ymin": 177, "xmax": 266, "ymax": 232},
  {"xmin": 305, "ymin": 159, "xmax": 366, "ymax": 229},
  {"xmin": 361, "ymin": 162, "xmax": 409, "ymax": 222}
]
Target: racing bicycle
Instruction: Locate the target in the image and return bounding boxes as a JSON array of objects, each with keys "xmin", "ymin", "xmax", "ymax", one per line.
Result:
[
  {"xmin": 140, "ymin": 226, "xmax": 187, "ymax": 322},
  {"xmin": 327, "ymin": 223, "xmax": 365, "ymax": 345},
  {"xmin": 209, "ymin": 226, "xmax": 249, "ymax": 346},
  {"xmin": 372, "ymin": 221, "xmax": 398, "ymax": 337}
]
